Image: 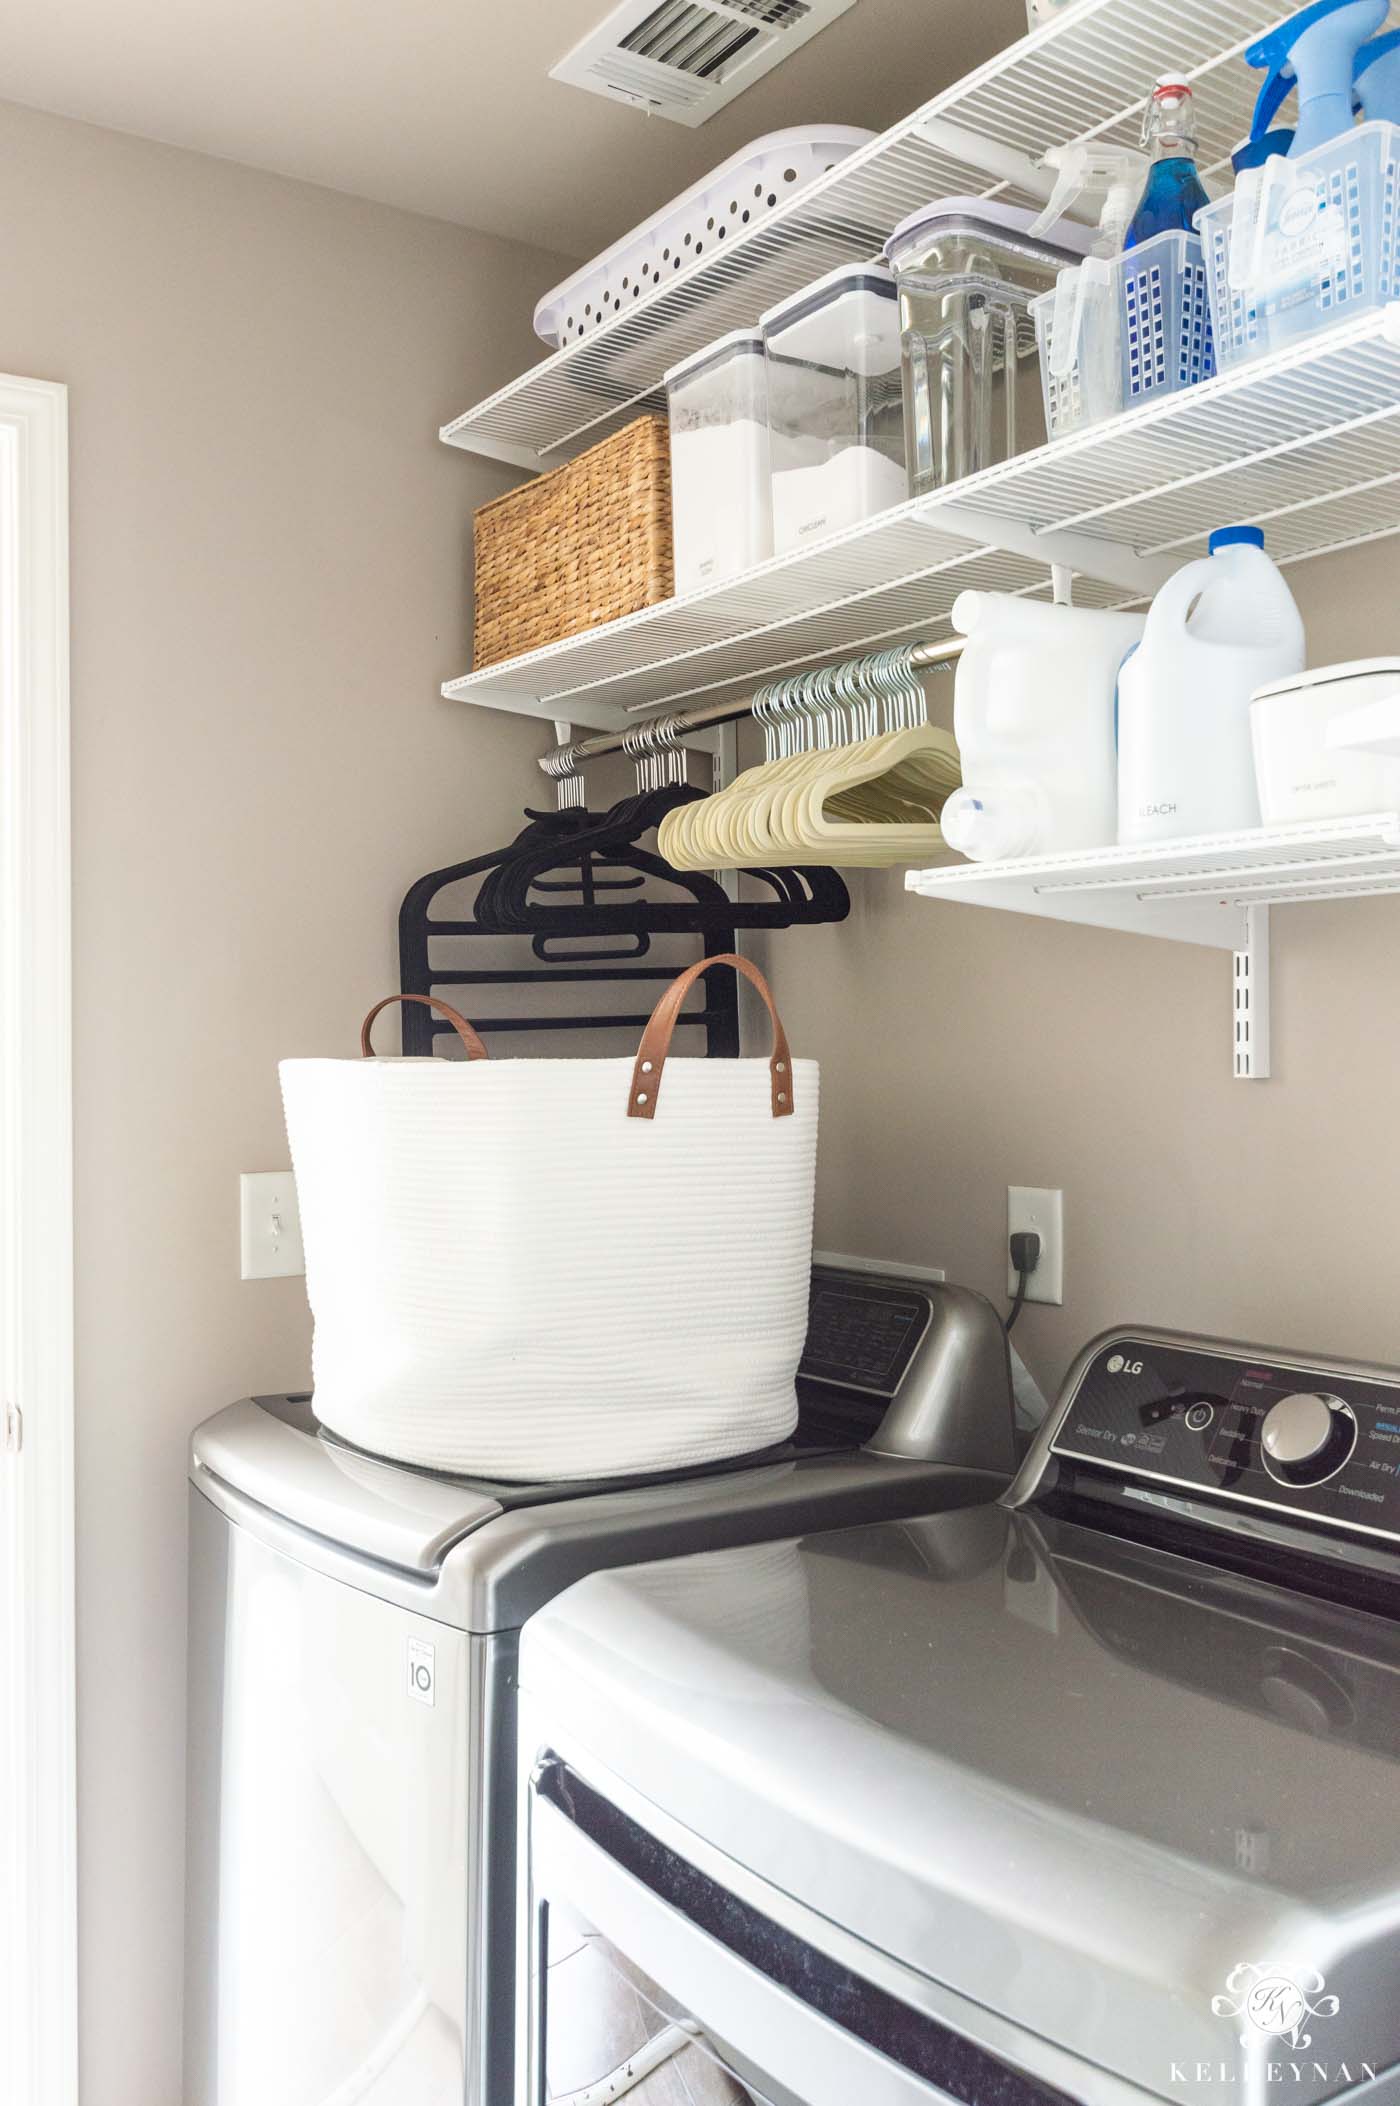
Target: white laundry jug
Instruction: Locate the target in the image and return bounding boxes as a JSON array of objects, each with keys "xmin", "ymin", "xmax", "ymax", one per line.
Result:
[
  {"xmin": 941, "ymin": 592, "xmax": 1146, "ymax": 861},
  {"xmin": 1117, "ymin": 527, "xmax": 1305, "ymax": 845}
]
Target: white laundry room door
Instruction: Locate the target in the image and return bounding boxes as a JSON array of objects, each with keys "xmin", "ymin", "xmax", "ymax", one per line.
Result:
[{"xmin": 0, "ymin": 372, "xmax": 76, "ymax": 2106}]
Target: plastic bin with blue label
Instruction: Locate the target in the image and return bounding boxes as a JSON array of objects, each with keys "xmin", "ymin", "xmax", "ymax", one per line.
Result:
[{"xmin": 1198, "ymin": 119, "xmax": 1400, "ymax": 368}]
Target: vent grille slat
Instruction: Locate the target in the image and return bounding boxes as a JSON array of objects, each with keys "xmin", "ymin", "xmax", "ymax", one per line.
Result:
[
  {"xmin": 727, "ymin": 0, "xmax": 811, "ymax": 21},
  {"xmin": 587, "ymin": 52, "xmax": 712, "ymax": 104},
  {"xmin": 621, "ymin": 2, "xmax": 764, "ymax": 76}
]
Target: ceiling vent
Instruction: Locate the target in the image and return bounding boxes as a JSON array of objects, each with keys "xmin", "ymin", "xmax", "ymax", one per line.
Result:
[{"xmin": 551, "ymin": 0, "xmax": 859, "ymax": 125}]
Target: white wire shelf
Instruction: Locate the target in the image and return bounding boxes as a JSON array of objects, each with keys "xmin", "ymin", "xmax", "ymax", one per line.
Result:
[
  {"xmin": 909, "ymin": 812, "xmax": 1400, "ymax": 1079},
  {"xmin": 441, "ymin": 0, "xmax": 1335, "ymax": 469},
  {"xmin": 445, "ymin": 307, "xmax": 1400, "ymax": 730},
  {"xmin": 905, "ymin": 814, "xmax": 1400, "ymax": 950}
]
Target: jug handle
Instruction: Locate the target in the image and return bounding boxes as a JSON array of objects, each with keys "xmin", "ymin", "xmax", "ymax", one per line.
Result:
[{"xmin": 1138, "ymin": 555, "xmax": 1214, "ymax": 643}]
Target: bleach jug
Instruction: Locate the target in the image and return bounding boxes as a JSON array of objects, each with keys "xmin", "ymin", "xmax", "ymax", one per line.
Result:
[
  {"xmin": 1117, "ymin": 526, "xmax": 1305, "ymax": 845},
  {"xmin": 941, "ymin": 592, "xmax": 1146, "ymax": 862}
]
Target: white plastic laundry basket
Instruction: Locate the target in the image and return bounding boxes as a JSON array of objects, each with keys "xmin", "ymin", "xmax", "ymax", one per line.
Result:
[
  {"xmin": 280, "ymin": 956, "xmax": 818, "ymax": 1481},
  {"xmin": 533, "ymin": 127, "xmax": 876, "ymax": 347}
]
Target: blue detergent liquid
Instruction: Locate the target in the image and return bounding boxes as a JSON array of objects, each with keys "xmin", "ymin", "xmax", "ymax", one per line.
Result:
[{"xmin": 1126, "ymin": 157, "xmax": 1210, "ymax": 246}]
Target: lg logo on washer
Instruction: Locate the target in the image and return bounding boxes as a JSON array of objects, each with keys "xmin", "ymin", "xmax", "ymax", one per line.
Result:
[
  {"xmin": 407, "ymin": 1637, "xmax": 436, "ymax": 1707},
  {"xmin": 1107, "ymin": 1353, "xmax": 1145, "ymax": 1377}
]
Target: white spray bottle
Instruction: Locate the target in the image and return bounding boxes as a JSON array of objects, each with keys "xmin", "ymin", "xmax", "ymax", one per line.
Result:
[{"xmin": 1030, "ymin": 143, "xmax": 1148, "ymax": 432}]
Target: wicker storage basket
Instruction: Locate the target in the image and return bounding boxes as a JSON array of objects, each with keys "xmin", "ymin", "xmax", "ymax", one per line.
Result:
[{"xmin": 472, "ymin": 415, "xmax": 674, "ymax": 668}]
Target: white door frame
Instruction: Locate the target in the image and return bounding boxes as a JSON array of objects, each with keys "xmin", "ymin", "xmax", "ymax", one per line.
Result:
[{"xmin": 0, "ymin": 375, "xmax": 77, "ymax": 2106}]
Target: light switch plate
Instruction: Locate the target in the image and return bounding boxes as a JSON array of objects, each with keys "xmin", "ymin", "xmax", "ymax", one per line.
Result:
[
  {"xmin": 1007, "ymin": 1186, "xmax": 1063, "ymax": 1306},
  {"xmin": 240, "ymin": 1171, "xmax": 304, "ymax": 1280}
]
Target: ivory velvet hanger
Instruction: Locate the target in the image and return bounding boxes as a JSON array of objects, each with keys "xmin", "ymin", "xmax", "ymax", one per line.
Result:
[{"xmin": 659, "ymin": 646, "xmax": 962, "ymax": 872}]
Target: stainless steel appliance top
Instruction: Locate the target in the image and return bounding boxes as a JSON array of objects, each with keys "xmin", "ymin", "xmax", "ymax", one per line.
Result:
[
  {"xmin": 188, "ymin": 1389, "xmax": 1007, "ymax": 1634},
  {"xmin": 187, "ymin": 1263, "xmax": 1018, "ymax": 1631},
  {"xmin": 520, "ymin": 1327, "xmax": 1400, "ymax": 2105}
]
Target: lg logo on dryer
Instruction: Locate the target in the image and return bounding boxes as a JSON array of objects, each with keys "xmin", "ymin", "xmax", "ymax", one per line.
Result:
[
  {"xmin": 1107, "ymin": 1354, "xmax": 1145, "ymax": 1377},
  {"xmin": 407, "ymin": 1637, "xmax": 436, "ymax": 1707}
]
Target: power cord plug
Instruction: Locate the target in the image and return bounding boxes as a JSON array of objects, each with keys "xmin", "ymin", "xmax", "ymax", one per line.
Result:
[{"xmin": 1005, "ymin": 1230, "xmax": 1041, "ymax": 1335}]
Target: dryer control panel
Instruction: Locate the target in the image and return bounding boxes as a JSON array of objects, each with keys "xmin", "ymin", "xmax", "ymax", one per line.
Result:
[{"xmin": 1051, "ymin": 1335, "xmax": 1400, "ymax": 1541}]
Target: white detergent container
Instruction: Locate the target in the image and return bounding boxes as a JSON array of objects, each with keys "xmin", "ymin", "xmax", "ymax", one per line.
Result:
[
  {"xmin": 941, "ymin": 592, "xmax": 1146, "ymax": 861},
  {"xmin": 1117, "ymin": 526, "xmax": 1305, "ymax": 844}
]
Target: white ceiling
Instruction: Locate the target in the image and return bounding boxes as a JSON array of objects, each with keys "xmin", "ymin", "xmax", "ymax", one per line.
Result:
[{"xmin": 0, "ymin": 0, "xmax": 1026, "ymax": 258}]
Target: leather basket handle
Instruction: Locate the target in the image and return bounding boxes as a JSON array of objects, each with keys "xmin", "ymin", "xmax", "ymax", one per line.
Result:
[
  {"xmin": 629, "ymin": 954, "xmax": 793, "ymax": 1122},
  {"xmin": 360, "ymin": 993, "xmax": 490, "ymax": 1062}
]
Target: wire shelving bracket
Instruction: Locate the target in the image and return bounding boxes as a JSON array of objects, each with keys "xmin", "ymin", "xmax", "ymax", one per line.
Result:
[{"xmin": 908, "ymin": 816, "xmax": 1400, "ymax": 1081}]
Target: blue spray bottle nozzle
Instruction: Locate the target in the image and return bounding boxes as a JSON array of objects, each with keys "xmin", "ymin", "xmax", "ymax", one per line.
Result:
[
  {"xmin": 1354, "ymin": 28, "xmax": 1400, "ymax": 123},
  {"xmin": 1233, "ymin": 128, "xmax": 1296, "ymax": 173},
  {"xmin": 1246, "ymin": 0, "xmax": 1389, "ymax": 156}
]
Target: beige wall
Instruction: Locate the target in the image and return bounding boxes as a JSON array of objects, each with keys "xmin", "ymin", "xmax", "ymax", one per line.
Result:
[
  {"xmin": 753, "ymin": 533, "xmax": 1400, "ymax": 1407},
  {"xmin": 0, "ymin": 96, "xmax": 566, "ymax": 2105}
]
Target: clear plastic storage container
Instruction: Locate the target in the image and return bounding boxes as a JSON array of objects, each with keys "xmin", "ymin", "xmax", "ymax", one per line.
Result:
[
  {"xmin": 1198, "ymin": 120, "xmax": 1400, "ymax": 369},
  {"xmin": 883, "ymin": 199, "xmax": 1092, "ymax": 494},
  {"xmin": 1032, "ymin": 229, "xmax": 1215, "ymax": 439},
  {"xmin": 666, "ymin": 330, "xmax": 773, "ymax": 595},
  {"xmin": 760, "ymin": 262, "xmax": 907, "ymax": 555}
]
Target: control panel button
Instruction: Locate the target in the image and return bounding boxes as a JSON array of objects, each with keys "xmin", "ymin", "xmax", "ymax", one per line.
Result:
[
  {"xmin": 1263, "ymin": 1392, "xmax": 1333, "ymax": 1465},
  {"xmin": 1260, "ymin": 1392, "xmax": 1357, "ymax": 1487},
  {"xmin": 1185, "ymin": 1402, "xmax": 1215, "ymax": 1433}
]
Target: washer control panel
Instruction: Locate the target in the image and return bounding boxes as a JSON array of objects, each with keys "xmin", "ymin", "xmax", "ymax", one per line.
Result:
[{"xmin": 1053, "ymin": 1337, "xmax": 1400, "ymax": 1538}]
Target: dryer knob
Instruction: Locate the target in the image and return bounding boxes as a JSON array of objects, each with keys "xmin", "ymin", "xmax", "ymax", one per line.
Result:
[{"xmin": 1261, "ymin": 1392, "xmax": 1355, "ymax": 1486}]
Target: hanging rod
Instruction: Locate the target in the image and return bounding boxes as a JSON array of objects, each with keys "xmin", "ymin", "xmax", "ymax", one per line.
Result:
[{"xmin": 537, "ymin": 636, "xmax": 966, "ymax": 777}]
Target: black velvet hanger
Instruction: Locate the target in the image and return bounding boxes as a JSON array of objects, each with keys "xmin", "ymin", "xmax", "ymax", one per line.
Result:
[
  {"xmin": 479, "ymin": 787, "xmax": 850, "ymax": 934},
  {"xmin": 398, "ymin": 790, "xmax": 849, "ymax": 1061},
  {"xmin": 399, "ymin": 810, "xmax": 741, "ymax": 1057}
]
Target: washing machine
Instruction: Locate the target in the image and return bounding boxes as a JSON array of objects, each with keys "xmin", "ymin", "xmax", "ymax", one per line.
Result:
[
  {"xmin": 182, "ymin": 1262, "xmax": 1020, "ymax": 2106},
  {"xmin": 517, "ymin": 1325, "xmax": 1400, "ymax": 2106}
]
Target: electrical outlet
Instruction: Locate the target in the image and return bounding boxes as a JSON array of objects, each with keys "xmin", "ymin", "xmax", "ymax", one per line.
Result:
[
  {"xmin": 240, "ymin": 1171, "xmax": 304, "ymax": 1280},
  {"xmin": 1007, "ymin": 1187, "xmax": 1063, "ymax": 1306}
]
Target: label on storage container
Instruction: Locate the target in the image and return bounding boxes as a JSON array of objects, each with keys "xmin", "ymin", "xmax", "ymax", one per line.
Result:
[{"xmin": 1241, "ymin": 162, "xmax": 1351, "ymax": 312}]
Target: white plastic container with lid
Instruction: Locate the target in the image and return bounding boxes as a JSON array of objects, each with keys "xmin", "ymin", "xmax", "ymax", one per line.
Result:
[
  {"xmin": 883, "ymin": 198, "xmax": 1093, "ymax": 493},
  {"xmin": 1251, "ymin": 661, "xmax": 1400, "ymax": 824},
  {"xmin": 940, "ymin": 592, "xmax": 1146, "ymax": 862},
  {"xmin": 760, "ymin": 261, "xmax": 906, "ymax": 556},
  {"xmin": 666, "ymin": 330, "xmax": 773, "ymax": 596},
  {"xmin": 1117, "ymin": 526, "xmax": 1306, "ymax": 845}
]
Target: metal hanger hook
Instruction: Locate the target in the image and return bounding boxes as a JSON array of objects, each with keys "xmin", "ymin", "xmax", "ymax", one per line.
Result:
[{"xmin": 541, "ymin": 739, "xmax": 587, "ymax": 811}]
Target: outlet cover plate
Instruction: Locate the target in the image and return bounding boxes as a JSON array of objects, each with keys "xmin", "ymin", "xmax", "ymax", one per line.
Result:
[
  {"xmin": 1008, "ymin": 1186, "xmax": 1063, "ymax": 1306},
  {"xmin": 240, "ymin": 1171, "xmax": 304, "ymax": 1280}
]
